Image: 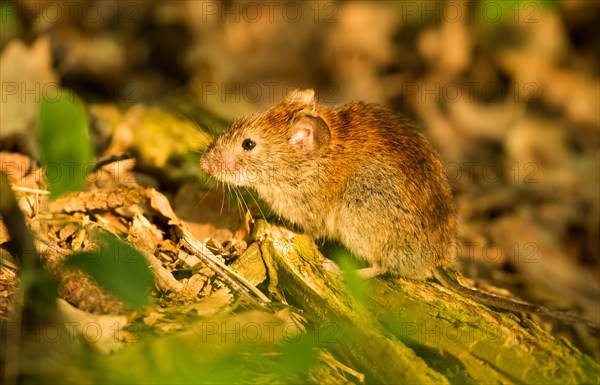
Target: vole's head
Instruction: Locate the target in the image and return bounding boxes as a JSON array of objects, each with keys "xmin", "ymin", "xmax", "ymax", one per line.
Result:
[{"xmin": 201, "ymin": 89, "xmax": 331, "ymax": 187}]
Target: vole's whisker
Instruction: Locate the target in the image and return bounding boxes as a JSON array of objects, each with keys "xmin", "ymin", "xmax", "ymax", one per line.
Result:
[
  {"xmin": 246, "ymin": 190, "xmax": 267, "ymax": 222},
  {"xmin": 233, "ymin": 187, "xmax": 249, "ymax": 220},
  {"xmin": 220, "ymin": 182, "xmax": 226, "ymax": 216},
  {"xmin": 229, "ymin": 185, "xmax": 237, "ymax": 219},
  {"xmin": 200, "ymin": 173, "xmax": 213, "ymax": 189},
  {"xmin": 195, "ymin": 183, "xmax": 213, "ymax": 208},
  {"xmin": 233, "ymin": 187, "xmax": 247, "ymax": 213}
]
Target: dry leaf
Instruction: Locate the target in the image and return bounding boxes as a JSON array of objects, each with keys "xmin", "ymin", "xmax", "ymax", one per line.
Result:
[
  {"xmin": 57, "ymin": 298, "xmax": 128, "ymax": 355},
  {"xmin": 0, "ymin": 37, "xmax": 57, "ymax": 139},
  {"xmin": 182, "ymin": 287, "xmax": 233, "ymax": 317}
]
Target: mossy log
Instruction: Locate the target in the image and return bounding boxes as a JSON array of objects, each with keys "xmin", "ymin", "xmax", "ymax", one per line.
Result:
[{"xmin": 254, "ymin": 220, "xmax": 599, "ymax": 384}]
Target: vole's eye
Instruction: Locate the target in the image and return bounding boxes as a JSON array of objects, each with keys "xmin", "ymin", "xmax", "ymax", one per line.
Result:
[{"xmin": 242, "ymin": 138, "xmax": 256, "ymax": 151}]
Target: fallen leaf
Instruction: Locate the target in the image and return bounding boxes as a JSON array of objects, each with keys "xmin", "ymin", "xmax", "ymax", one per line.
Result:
[
  {"xmin": 57, "ymin": 298, "xmax": 128, "ymax": 355},
  {"xmin": 0, "ymin": 37, "xmax": 57, "ymax": 140}
]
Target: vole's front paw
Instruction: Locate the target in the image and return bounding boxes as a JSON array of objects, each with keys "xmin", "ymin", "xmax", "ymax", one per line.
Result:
[{"xmin": 322, "ymin": 258, "xmax": 342, "ymax": 276}]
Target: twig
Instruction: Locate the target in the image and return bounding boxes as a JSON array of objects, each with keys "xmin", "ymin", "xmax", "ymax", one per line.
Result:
[{"xmin": 180, "ymin": 235, "xmax": 271, "ymax": 306}]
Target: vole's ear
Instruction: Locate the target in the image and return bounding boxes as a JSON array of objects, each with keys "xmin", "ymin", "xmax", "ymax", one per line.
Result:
[
  {"xmin": 284, "ymin": 89, "xmax": 316, "ymax": 107},
  {"xmin": 288, "ymin": 114, "xmax": 331, "ymax": 152}
]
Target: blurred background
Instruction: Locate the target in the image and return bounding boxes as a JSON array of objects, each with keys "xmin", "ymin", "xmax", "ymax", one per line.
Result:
[{"xmin": 1, "ymin": 0, "xmax": 598, "ymax": 357}]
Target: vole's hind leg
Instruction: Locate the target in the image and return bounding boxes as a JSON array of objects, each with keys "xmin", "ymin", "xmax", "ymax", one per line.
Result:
[
  {"xmin": 322, "ymin": 260, "xmax": 386, "ymax": 280},
  {"xmin": 355, "ymin": 264, "xmax": 386, "ymax": 279}
]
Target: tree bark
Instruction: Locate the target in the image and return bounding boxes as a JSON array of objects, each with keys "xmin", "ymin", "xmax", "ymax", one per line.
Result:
[{"xmin": 255, "ymin": 220, "xmax": 599, "ymax": 384}]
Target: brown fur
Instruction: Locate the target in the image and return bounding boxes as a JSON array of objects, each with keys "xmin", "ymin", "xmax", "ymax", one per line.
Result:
[{"xmin": 202, "ymin": 89, "xmax": 457, "ymax": 279}]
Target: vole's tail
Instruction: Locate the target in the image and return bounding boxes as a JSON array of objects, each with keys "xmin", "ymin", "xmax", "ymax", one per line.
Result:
[{"xmin": 433, "ymin": 266, "xmax": 599, "ymax": 333}]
